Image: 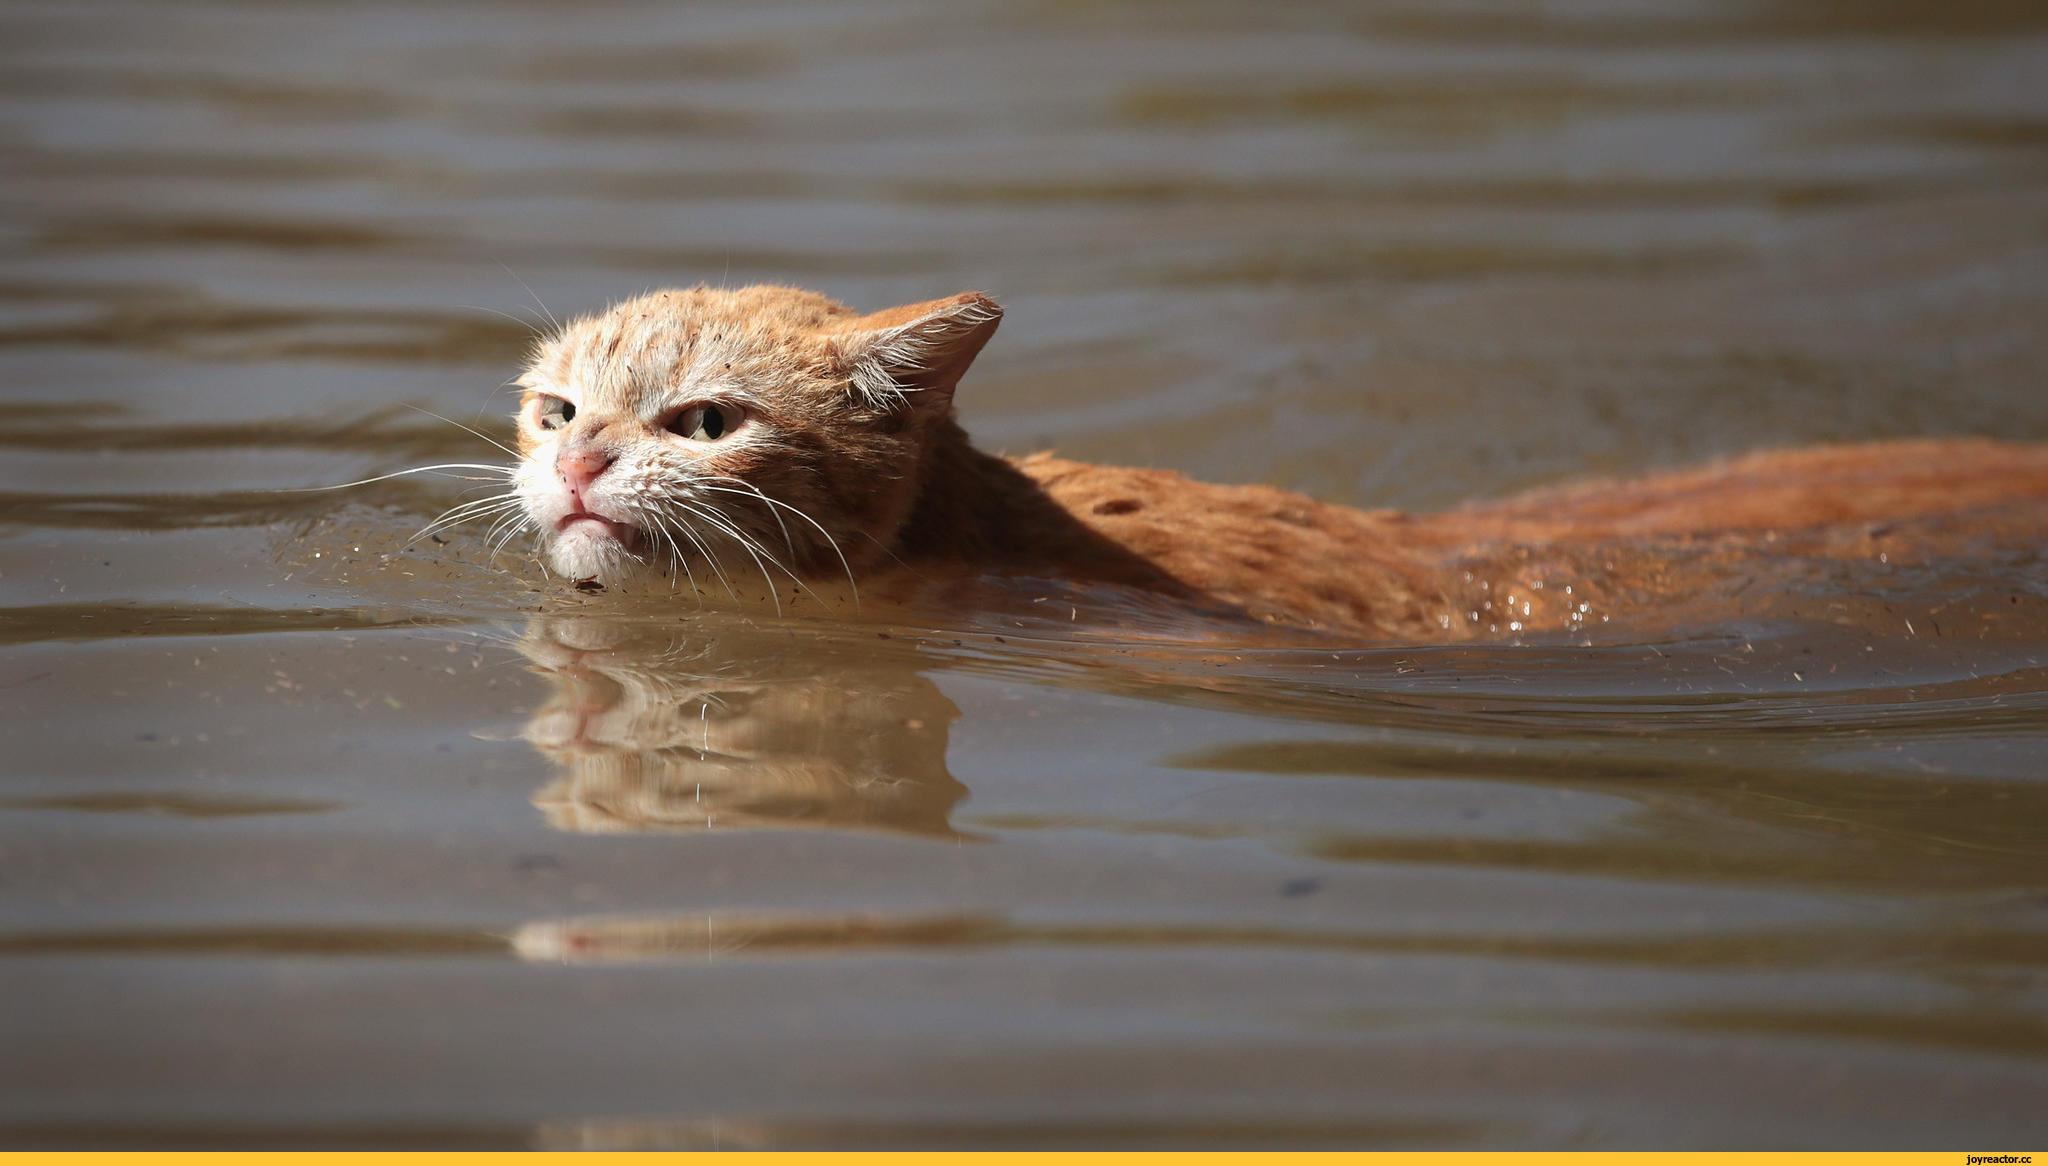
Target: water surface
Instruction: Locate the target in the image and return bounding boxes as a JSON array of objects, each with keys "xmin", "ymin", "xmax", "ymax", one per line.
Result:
[{"xmin": 4, "ymin": 0, "xmax": 2048, "ymax": 1149}]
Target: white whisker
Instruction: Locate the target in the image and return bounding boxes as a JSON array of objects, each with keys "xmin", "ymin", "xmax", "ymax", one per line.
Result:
[
  {"xmin": 681, "ymin": 501, "xmax": 783, "ymax": 617},
  {"xmin": 455, "ymin": 304, "xmax": 543, "ymax": 337},
  {"xmin": 481, "ymin": 514, "xmax": 518, "ymax": 554},
  {"xmin": 408, "ymin": 494, "xmax": 524, "ymax": 545},
  {"xmin": 485, "ymin": 509, "xmax": 535, "ymax": 558},
  {"xmin": 644, "ymin": 514, "xmax": 702, "ymax": 602},
  {"xmin": 699, "ymin": 477, "xmax": 792, "ymax": 554},
  {"xmin": 281, "ymin": 463, "xmax": 515, "ymax": 493},
  {"xmin": 679, "ymin": 497, "xmax": 839, "ymax": 616},
  {"xmin": 413, "ymin": 502, "xmax": 523, "ymax": 547},
  {"xmin": 697, "ymin": 479, "xmax": 860, "ymax": 608},
  {"xmin": 636, "ymin": 502, "xmax": 736, "ymax": 603},
  {"xmin": 400, "ymin": 404, "xmax": 522, "ymax": 460},
  {"xmin": 416, "ymin": 495, "xmax": 521, "ymax": 533},
  {"xmin": 497, "ymin": 260, "xmax": 560, "ymax": 332}
]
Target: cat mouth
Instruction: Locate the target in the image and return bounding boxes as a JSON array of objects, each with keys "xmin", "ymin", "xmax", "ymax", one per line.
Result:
[{"xmin": 556, "ymin": 511, "xmax": 643, "ymax": 550}]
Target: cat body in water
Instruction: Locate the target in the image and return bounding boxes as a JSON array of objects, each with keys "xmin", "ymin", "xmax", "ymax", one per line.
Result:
[{"xmin": 509, "ymin": 286, "xmax": 2048, "ymax": 640}]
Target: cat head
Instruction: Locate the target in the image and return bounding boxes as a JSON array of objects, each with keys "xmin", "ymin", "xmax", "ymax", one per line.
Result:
[{"xmin": 512, "ymin": 285, "xmax": 1001, "ymax": 587}]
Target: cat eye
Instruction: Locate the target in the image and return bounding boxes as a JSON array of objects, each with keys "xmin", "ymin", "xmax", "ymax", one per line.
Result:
[
  {"xmin": 536, "ymin": 396, "xmax": 575, "ymax": 430},
  {"xmin": 668, "ymin": 403, "xmax": 736, "ymax": 442}
]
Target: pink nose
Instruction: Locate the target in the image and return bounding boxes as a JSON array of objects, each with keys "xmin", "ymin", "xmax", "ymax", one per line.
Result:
[{"xmin": 556, "ymin": 446, "xmax": 615, "ymax": 499}]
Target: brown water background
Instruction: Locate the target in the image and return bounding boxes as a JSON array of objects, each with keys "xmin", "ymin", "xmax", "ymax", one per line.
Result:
[{"xmin": 4, "ymin": 0, "xmax": 2048, "ymax": 1149}]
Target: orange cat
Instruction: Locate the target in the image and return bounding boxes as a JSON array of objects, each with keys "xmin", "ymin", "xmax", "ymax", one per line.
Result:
[{"xmin": 507, "ymin": 286, "xmax": 2048, "ymax": 639}]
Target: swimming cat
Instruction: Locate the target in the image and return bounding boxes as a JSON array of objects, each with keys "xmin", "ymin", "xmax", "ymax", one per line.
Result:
[{"xmin": 506, "ymin": 285, "xmax": 2048, "ymax": 640}]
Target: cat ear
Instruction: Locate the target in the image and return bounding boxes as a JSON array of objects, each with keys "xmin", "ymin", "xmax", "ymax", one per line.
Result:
[{"xmin": 840, "ymin": 292, "xmax": 1002, "ymax": 412}]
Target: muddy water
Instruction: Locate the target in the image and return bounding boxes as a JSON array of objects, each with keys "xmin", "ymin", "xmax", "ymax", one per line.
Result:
[{"xmin": 5, "ymin": 0, "xmax": 2048, "ymax": 1150}]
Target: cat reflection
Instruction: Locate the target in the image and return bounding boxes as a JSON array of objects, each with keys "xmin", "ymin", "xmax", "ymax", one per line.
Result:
[{"xmin": 517, "ymin": 615, "xmax": 969, "ymax": 838}]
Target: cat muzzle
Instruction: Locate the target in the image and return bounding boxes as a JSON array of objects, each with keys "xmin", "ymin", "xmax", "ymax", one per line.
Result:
[{"xmin": 556, "ymin": 512, "xmax": 642, "ymax": 550}]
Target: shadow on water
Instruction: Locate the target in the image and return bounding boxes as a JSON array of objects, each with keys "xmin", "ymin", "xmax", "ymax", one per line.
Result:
[{"xmin": 516, "ymin": 615, "xmax": 971, "ymax": 839}]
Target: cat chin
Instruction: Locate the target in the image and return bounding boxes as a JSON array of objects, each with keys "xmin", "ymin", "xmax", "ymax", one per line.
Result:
[{"xmin": 545, "ymin": 524, "xmax": 649, "ymax": 585}]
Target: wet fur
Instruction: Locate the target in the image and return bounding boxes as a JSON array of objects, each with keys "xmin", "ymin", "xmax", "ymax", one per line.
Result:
[{"xmin": 508, "ymin": 286, "xmax": 2048, "ymax": 639}]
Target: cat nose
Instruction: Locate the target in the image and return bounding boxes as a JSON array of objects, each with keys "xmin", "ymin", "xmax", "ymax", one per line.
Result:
[{"xmin": 556, "ymin": 446, "xmax": 615, "ymax": 498}]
